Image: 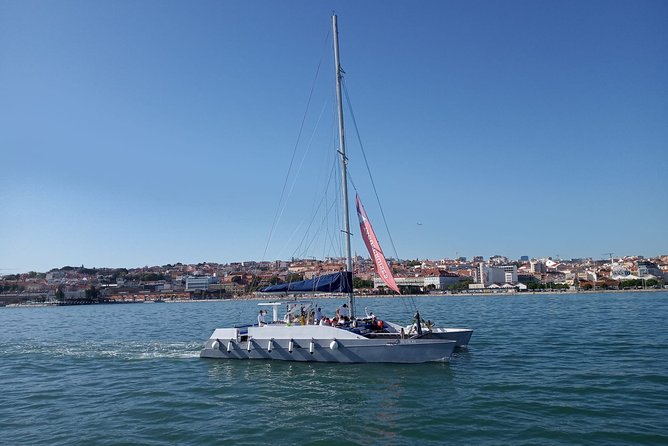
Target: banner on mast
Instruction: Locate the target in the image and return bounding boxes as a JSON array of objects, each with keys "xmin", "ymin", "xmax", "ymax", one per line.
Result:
[{"xmin": 355, "ymin": 194, "xmax": 401, "ymax": 295}]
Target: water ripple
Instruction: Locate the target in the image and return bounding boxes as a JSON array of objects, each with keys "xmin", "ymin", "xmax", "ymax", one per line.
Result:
[{"xmin": 1, "ymin": 293, "xmax": 667, "ymax": 445}]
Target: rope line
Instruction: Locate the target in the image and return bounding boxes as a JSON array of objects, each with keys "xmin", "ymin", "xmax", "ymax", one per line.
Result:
[{"xmin": 262, "ymin": 29, "xmax": 331, "ymax": 261}]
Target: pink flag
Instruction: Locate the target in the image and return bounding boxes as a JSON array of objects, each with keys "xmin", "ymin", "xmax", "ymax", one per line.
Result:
[{"xmin": 356, "ymin": 194, "xmax": 401, "ymax": 294}]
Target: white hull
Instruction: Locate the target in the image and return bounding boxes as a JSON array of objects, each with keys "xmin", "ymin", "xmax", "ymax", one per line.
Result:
[
  {"xmin": 200, "ymin": 324, "xmax": 456, "ymax": 363},
  {"xmin": 382, "ymin": 321, "xmax": 473, "ymax": 348},
  {"xmin": 422, "ymin": 328, "xmax": 473, "ymax": 348}
]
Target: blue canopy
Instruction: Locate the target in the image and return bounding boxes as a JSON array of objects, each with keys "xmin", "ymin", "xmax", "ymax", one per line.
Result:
[{"xmin": 261, "ymin": 271, "xmax": 352, "ymax": 294}]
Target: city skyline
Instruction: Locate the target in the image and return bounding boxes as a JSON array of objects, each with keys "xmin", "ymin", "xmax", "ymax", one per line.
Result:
[
  {"xmin": 3, "ymin": 251, "xmax": 667, "ymax": 276},
  {"xmin": 2, "ymin": 1, "xmax": 667, "ymax": 273}
]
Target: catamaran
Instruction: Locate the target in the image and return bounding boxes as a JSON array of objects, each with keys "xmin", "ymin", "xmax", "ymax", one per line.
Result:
[{"xmin": 200, "ymin": 15, "xmax": 471, "ymax": 363}]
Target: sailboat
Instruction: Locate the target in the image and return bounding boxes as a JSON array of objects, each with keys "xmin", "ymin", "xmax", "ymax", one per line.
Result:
[{"xmin": 200, "ymin": 15, "xmax": 470, "ymax": 363}]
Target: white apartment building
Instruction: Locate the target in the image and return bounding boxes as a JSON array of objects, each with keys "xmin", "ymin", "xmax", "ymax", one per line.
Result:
[
  {"xmin": 530, "ymin": 260, "xmax": 546, "ymax": 274},
  {"xmin": 476, "ymin": 264, "xmax": 518, "ymax": 285},
  {"xmin": 373, "ymin": 274, "xmax": 463, "ymax": 291}
]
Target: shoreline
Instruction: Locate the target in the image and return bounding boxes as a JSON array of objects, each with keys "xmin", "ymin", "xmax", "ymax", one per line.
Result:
[{"xmin": 3, "ymin": 287, "xmax": 665, "ymax": 308}]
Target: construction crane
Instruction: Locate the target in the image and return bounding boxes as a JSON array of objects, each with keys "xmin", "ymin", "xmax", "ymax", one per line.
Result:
[{"xmin": 603, "ymin": 252, "xmax": 615, "ymax": 263}]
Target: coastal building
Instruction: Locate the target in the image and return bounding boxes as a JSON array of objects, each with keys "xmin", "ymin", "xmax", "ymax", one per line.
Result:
[
  {"xmin": 45, "ymin": 271, "xmax": 65, "ymax": 284},
  {"xmin": 185, "ymin": 276, "xmax": 216, "ymax": 291},
  {"xmin": 637, "ymin": 261, "xmax": 662, "ymax": 278},
  {"xmin": 610, "ymin": 265, "xmax": 631, "ymax": 279},
  {"xmin": 208, "ymin": 282, "xmax": 244, "ymax": 295},
  {"xmin": 476, "ymin": 264, "xmax": 518, "ymax": 285},
  {"xmin": 489, "ymin": 255, "xmax": 509, "ymax": 265},
  {"xmin": 530, "ymin": 260, "xmax": 546, "ymax": 274},
  {"xmin": 373, "ymin": 272, "xmax": 463, "ymax": 291},
  {"xmin": 517, "ymin": 273, "xmax": 538, "ymax": 284}
]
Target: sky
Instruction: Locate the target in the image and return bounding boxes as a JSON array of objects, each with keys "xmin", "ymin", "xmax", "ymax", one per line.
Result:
[{"xmin": 1, "ymin": 0, "xmax": 667, "ymax": 273}]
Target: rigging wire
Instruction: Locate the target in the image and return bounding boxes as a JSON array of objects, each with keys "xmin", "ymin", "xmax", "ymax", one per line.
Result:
[
  {"xmin": 348, "ymin": 170, "xmax": 417, "ymax": 316},
  {"xmin": 262, "ymin": 28, "xmax": 331, "ymax": 262},
  {"xmin": 301, "ymin": 195, "xmax": 340, "ymax": 256},
  {"xmin": 291, "ymin": 156, "xmax": 338, "ymax": 260},
  {"xmin": 342, "ymin": 81, "xmax": 419, "ymax": 316},
  {"xmin": 342, "ymin": 80, "xmax": 400, "ymax": 260}
]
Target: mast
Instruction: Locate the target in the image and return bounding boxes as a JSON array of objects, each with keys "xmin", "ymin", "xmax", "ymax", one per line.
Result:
[{"xmin": 332, "ymin": 14, "xmax": 354, "ymax": 318}]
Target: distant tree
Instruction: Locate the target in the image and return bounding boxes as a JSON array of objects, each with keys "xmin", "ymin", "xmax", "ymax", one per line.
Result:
[
  {"xmin": 55, "ymin": 286, "xmax": 65, "ymax": 301},
  {"xmin": 140, "ymin": 272, "xmax": 164, "ymax": 282},
  {"xmin": 399, "ymin": 285, "xmax": 423, "ymax": 295},
  {"xmin": 286, "ymin": 273, "xmax": 304, "ymax": 283},
  {"xmin": 269, "ymin": 276, "xmax": 283, "ymax": 285},
  {"xmin": 245, "ymin": 275, "xmax": 263, "ymax": 293},
  {"xmin": 80, "ymin": 267, "xmax": 99, "ymax": 276},
  {"xmin": 353, "ymin": 277, "xmax": 373, "ymax": 288},
  {"xmin": 620, "ymin": 279, "xmax": 644, "ymax": 289},
  {"xmin": 448, "ymin": 278, "xmax": 473, "ymax": 292},
  {"xmin": 114, "ymin": 268, "xmax": 128, "ymax": 277},
  {"xmin": 85, "ymin": 285, "xmax": 99, "ymax": 301}
]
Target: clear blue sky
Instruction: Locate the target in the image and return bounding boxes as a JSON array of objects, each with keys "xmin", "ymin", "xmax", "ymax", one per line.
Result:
[{"xmin": 1, "ymin": 0, "xmax": 666, "ymax": 273}]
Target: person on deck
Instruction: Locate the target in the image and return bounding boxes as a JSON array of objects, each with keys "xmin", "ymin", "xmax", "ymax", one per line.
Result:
[
  {"xmin": 410, "ymin": 311, "xmax": 423, "ymax": 336},
  {"xmin": 258, "ymin": 310, "xmax": 266, "ymax": 327},
  {"xmin": 340, "ymin": 303, "xmax": 350, "ymax": 321},
  {"xmin": 316, "ymin": 307, "xmax": 323, "ymax": 323}
]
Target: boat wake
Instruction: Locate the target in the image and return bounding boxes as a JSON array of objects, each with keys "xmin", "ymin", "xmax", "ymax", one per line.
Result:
[{"xmin": 1, "ymin": 340, "xmax": 202, "ymax": 360}]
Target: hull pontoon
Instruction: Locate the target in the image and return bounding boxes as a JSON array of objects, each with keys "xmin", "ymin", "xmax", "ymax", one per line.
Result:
[{"xmin": 200, "ymin": 324, "xmax": 456, "ymax": 363}]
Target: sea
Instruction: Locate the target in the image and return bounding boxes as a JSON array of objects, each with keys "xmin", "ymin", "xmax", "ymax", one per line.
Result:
[{"xmin": 1, "ymin": 292, "xmax": 667, "ymax": 445}]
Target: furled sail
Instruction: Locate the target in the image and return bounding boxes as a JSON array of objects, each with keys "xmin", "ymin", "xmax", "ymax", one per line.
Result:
[
  {"xmin": 261, "ymin": 271, "xmax": 352, "ymax": 293},
  {"xmin": 355, "ymin": 194, "xmax": 401, "ymax": 294}
]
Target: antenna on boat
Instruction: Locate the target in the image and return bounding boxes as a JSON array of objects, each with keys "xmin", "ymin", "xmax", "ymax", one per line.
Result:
[{"xmin": 332, "ymin": 14, "xmax": 354, "ymax": 318}]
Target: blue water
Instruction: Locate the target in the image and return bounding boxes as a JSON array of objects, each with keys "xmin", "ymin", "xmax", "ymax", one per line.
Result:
[{"xmin": 1, "ymin": 292, "xmax": 667, "ymax": 445}]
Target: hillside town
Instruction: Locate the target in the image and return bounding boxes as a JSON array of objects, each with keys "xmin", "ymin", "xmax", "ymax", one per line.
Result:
[{"xmin": 1, "ymin": 254, "xmax": 667, "ymax": 306}]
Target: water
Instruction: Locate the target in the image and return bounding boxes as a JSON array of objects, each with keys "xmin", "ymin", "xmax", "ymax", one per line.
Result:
[{"xmin": 1, "ymin": 292, "xmax": 667, "ymax": 445}]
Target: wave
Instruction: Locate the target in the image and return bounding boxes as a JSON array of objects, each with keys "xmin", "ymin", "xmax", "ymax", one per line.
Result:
[{"xmin": 0, "ymin": 339, "xmax": 203, "ymax": 360}]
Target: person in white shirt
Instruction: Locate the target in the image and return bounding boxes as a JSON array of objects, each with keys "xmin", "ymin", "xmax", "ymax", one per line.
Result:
[
  {"xmin": 339, "ymin": 303, "xmax": 350, "ymax": 321},
  {"xmin": 257, "ymin": 310, "xmax": 266, "ymax": 326}
]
